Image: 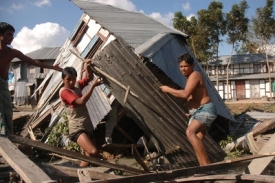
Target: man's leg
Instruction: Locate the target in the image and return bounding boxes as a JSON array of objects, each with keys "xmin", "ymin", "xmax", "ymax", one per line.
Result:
[
  {"xmin": 77, "ymin": 132, "xmax": 98, "ymax": 167},
  {"xmin": 0, "ymin": 80, "xmax": 13, "ymax": 136},
  {"xmin": 186, "ymin": 119, "xmax": 209, "ymax": 166}
]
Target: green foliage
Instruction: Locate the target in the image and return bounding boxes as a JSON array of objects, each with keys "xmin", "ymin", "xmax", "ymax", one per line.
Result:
[
  {"xmin": 226, "ymin": 149, "xmax": 244, "ymax": 158},
  {"xmin": 219, "ymin": 135, "xmax": 244, "ymax": 158},
  {"xmin": 219, "ymin": 135, "xmax": 233, "ymax": 148},
  {"xmin": 226, "ymin": 0, "xmax": 249, "ymax": 45},
  {"xmin": 46, "ymin": 113, "xmax": 80, "ymax": 152}
]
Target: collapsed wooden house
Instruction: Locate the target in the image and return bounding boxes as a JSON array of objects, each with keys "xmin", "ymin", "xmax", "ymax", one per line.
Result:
[
  {"xmin": 26, "ymin": 0, "xmax": 235, "ymax": 167},
  {"xmin": 11, "ymin": 47, "xmax": 61, "ymax": 106}
]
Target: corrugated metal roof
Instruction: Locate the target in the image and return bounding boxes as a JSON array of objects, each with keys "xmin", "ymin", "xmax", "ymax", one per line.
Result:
[
  {"xmin": 71, "ymin": 0, "xmax": 188, "ymax": 49},
  {"xmin": 135, "ymin": 33, "xmax": 235, "ymax": 123},
  {"xmin": 93, "ymin": 36, "xmax": 225, "ymax": 168},
  {"xmin": 12, "ymin": 47, "xmax": 61, "ymax": 62},
  {"xmin": 209, "ymin": 73, "xmax": 275, "ymax": 81},
  {"xmin": 71, "ymin": 0, "xmax": 234, "ymax": 124},
  {"xmin": 203, "ymin": 54, "xmax": 274, "ymax": 66}
]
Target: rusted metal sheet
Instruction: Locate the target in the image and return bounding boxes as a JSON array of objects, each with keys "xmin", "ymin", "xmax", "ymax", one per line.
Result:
[{"xmin": 93, "ymin": 37, "xmax": 225, "ymax": 168}]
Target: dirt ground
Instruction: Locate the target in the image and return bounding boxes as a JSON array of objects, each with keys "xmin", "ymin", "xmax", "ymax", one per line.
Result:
[{"xmin": 225, "ymin": 100, "xmax": 275, "ymax": 117}]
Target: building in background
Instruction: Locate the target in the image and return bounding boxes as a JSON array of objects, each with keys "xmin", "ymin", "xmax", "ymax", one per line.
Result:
[
  {"xmin": 202, "ymin": 54, "xmax": 275, "ymax": 101},
  {"xmin": 11, "ymin": 47, "xmax": 60, "ymax": 106}
]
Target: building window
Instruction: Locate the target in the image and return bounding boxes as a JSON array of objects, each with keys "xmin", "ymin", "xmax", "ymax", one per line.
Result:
[
  {"xmin": 81, "ymin": 35, "xmax": 104, "ymax": 59},
  {"xmin": 100, "ymin": 84, "xmax": 111, "ymax": 97},
  {"xmin": 71, "ymin": 21, "xmax": 88, "ymax": 47}
]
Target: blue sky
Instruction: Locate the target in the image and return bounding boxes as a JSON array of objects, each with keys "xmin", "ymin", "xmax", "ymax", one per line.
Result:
[{"xmin": 0, "ymin": 0, "xmax": 272, "ymax": 55}]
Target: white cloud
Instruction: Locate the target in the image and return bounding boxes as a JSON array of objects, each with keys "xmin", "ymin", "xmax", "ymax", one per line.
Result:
[
  {"xmin": 11, "ymin": 3, "xmax": 24, "ymax": 10},
  {"xmin": 93, "ymin": 0, "xmax": 136, "ymax": 11},
  {"xmin": 187, "ymin": 14, "xmax": 196, "ymax": 20},
  {"xmin": 1, "ymin": 3, "xmax": 25, "ymax": 13},
  {"xmin": 182, "ymin": 2, "xmax": 190, "ymax": 11},
  {"xmin": 33, "ymin": 0, "xmax": 51, "ymax": 7},
  {"xmin": 11, "ymin": 22, "xmax": 70, "ymax": 54},
  {"xmin": 149, "ymin": 12, "xmax": 174, "ymax": 26}
]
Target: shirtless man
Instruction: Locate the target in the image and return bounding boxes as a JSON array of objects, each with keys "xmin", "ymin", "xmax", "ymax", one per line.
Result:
[
  {"xmin": 0, "ymin": 22, "xmax": 62, "ymax": 136},
  {"xmin": 159, "ymin": 52, "xmax": 217, "ymax": 166}
]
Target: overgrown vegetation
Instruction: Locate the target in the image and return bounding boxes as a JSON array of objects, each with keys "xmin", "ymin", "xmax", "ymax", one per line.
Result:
[{"xmin": 46, "ymin": 113, "xmax": 80, "ymax": 152}]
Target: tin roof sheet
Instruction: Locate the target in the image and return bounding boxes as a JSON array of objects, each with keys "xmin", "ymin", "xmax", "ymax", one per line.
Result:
[
  {"xmin": 12, "ymin": 47, "xmax": 61, "ymax": 62},
  {"xmin": 93, "ymin": 36, "xmax": 226, "ymax": 168},
  {"xmin": 203, "ymin": 54, "xmax": 274, "ymax": 66},
  {"xmin": 71, "ymin": 0, "xmax": 188, "ymax": 49}
]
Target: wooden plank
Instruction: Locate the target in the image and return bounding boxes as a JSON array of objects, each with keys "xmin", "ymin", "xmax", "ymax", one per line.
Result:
[
  {"xmin": 114, "ymin": 125, "xmax": 135, "ymax": 143},
  {"xmin": 88, "ymin": 151, "xmax": 275, "ymax": 183},
  {"xmin": 102, "ymin": 144, "xmax": 144, "ymax": 148},
  {"xmin": 40, "ymin": 164, "xmax": 121, "ymax": 180},
  {"xmin": 132, "ymin": 145, "xmax": 150, "ymax": 172},
  {"xmin": 8, "ymin": 134, "xmax": 147, "ymax": 175},
  {"xmin": 0, "ymin": 136, "xmax": 55, "ymax": 183},
  {"xmin": 171, "ymin": 174, "xmax": 275, "ymax": 183},
  {"xmin": 78, "ymin": 169, "xmax": 92, "ymax": 182},
  {"xmin": 244, "ymin": 134, "xmax": 275, "ymax": 175},
  {"xmin": 89, "ymin": 161, "xmax": 252, "ymax": 183}
]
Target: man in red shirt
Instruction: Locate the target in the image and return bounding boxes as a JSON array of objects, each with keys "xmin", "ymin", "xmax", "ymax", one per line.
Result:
[{"xmin": 60, "ymin": 62, "xmax": 103, "ymax": 167}]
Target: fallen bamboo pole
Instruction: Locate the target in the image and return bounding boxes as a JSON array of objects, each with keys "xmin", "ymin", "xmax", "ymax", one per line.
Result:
[{"xmin": 70, "ymin": 49, "xmax": 138, "ymax": 98}]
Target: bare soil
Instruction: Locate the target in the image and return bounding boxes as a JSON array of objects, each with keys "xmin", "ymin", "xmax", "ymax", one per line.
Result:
[{"xmin": 225, "ymin": 101, "xmax": 275, "ymax": 117}]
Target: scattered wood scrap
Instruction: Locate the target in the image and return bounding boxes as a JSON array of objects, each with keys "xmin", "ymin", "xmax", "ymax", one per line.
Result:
[
  {"xmin": 168, "ymin": 174, "xmax": 275, "ymax": 183},
  {"xmin": 8, "ymin": 134, "xmax": 147, "ymax": 175},
  {"xmin": 40, "ymin": 164, "xmax": 121, "ymax": 180},
  {"xmin": 244, "ymin": 134, "xmax": 275, "ymax": 175},
  {"xmin": 0, "ymin": 136, "xmax": 56, "ymax": 183}
]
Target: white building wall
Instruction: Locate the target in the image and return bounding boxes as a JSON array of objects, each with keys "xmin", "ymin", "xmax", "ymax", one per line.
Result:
[
  {"xmin": 259, "ymin": 80, "xmax": 266, "ymax": 97},
  {"xmin": 245, "ymin": 81, "xmax": 250, "ymax": 98}
]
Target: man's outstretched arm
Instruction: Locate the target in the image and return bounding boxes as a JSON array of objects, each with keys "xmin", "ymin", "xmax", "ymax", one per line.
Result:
[{"xmin": 14, "ymin": 49, "xmax": 62, "ymax": 72}]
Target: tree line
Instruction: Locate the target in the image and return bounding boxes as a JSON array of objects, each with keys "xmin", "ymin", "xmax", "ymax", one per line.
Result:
[
  {"xmin": 173, "ymin": 0, "xmax": 275, "ymax": 63},
  {"xmin": 173, "ymin": 0, "xmax": 275, "ymax": 99}
]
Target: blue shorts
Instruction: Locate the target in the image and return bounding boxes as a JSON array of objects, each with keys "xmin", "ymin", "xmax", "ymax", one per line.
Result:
[{"xmin": 188, "ymin": 102, "xmax": 217, "ymax": 127}]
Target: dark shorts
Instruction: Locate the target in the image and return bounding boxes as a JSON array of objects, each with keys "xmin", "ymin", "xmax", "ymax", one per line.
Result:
[
  {"xmin": 69, "ymin": 130, "xmax": 94, "ymax": 142},
  {"xmin": 188, "ymin": 102, "xmax": 217, "ymax": 127}
]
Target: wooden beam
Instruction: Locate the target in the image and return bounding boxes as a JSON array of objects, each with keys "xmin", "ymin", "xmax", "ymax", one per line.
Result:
[
  {"xmin": 244, "ymin": 134, "xmax": 275, "ymax": 175},
  {"xmin": 30, "ymin": 109, "xmax": 52, "ymax": 129},
  {"xmin": 102, "ymin": 144, "xmax": 144, "ymax": 148},
  {"xmin": 170, "ymin": 174, "xmax": 275, "ymax": 183},
  {"xmin": 0, "ymin": 136, "xmax": 55, "ymax": 183},
  {"xmin": 114, "ymin": 125, "xmax": 135, "ymax": 143},
  {"xmin": 8, "ymin": 134, "xmax": 147, "ymax": 175},
  {"xmin": 40, "ymin": 164, "xmax": 121, "ymax": 180},
  {"xmin": 131, "ymin": 144, "xmax": 150, "ymax": 172},
  {"xmin": 87, "ymin": 161, "xmax": 252, "ymax": 183}
]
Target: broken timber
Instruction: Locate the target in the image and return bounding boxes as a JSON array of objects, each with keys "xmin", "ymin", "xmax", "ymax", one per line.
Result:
[
  {"xmin": 168, "ymin": 174, "xmax": 275, "ymax": 183},
  {"xmin": 8, "ymin": 134, "xmax": 147, "ymax": 175},
  {"xmin": 244, "ymin": 134, "xmax": 275, "ymax": 175},
  {"xmin": 87, "ymin": 153, "xmax": 275, "ymax": 183},
  {"xmin": 0, "ymin": 136, "xmax": 55, "ymax": 183},
  {"xmin": 40, "ymin": 164, "xmax": 121, "ymax": 180}
]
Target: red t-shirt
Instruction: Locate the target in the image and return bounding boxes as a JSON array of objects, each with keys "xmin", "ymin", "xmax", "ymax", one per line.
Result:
[{"xmin": 60, "ymin": 77, "xmax": 90, "ymax": 107}]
